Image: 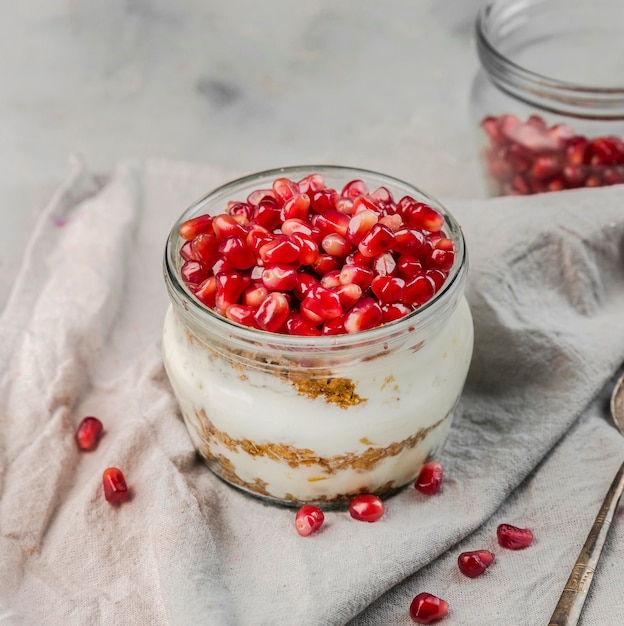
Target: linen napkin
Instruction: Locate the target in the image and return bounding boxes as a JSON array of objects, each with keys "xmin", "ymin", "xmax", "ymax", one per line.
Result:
[{"xmin": 1, "ymin": 158, "xmax": 624, "ymax": 626}]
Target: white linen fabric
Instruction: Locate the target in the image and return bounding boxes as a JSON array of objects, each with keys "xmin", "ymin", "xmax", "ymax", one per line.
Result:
[{"xmin": 1, "ymin": 158, "xmax": 624, "ymax": 626}]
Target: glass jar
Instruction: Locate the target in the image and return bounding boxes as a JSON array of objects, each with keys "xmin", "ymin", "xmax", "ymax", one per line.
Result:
[
  {"xmin": 471, "ymin": 0, "xmax": 624, "ymax": 196},
  {"xmin": 162, "ymin": 166, "xmax": 473, "ymax": 507}
]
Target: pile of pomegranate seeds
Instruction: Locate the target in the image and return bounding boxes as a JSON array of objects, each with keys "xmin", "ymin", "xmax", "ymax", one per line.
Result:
[
  {"xmin": 457, "ymin": 549, "xmax": 495, "ymax": 578},
  {"xmin": 295, "ymin": 504, "xmax": 325, "ymax": 536},
  {"xmin": 481, "ymin": 113, "xmax": 624, "ymax": 195},
  {"xmin": 414, "ymin": 461, "xmax": 444, "ymax": 495},
  {"xmin": 496, "ymin": 523, "xmax": 534, "ymax": 550},
  {"xmin": 102, "ymin": 467, "xmax": 130, "ymax": 504},
  {"xmin": 75, "ymin": 416, "xmax": 103, "ymax": 451},
  {"xmin": 410, "ymin": 593, "xmax": 449, "ymax": 624},
  {"xmin": 177, "ymin": 174, "xmax": 455, "ymax": 335},
  {"xmin": 348, "ymin": 493, "xmax": 385, "ymax": 522}
]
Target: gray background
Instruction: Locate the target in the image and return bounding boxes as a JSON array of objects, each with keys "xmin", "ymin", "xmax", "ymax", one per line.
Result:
[{"xmin": 0, "ymin": 0, "xmax": 487, "ymax": 308}]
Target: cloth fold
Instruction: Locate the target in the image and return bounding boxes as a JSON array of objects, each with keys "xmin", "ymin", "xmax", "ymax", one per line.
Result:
[{"xmin": 1, "ymin": 159, "xmax": 624, "ymax": 625}]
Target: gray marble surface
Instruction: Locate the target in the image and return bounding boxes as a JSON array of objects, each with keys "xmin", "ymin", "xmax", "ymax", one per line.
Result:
[{"xmin": 0, "ymin": 0, "xmax": 487, "ymax": 309}]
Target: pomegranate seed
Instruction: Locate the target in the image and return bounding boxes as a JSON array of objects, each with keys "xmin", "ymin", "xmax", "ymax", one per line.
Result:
[
  {"xmin": 191, "ymin": 233, "xmax": 220, "ymax": 267},
  {"xmin": 212, "ymin": 214, "xmax": 247, "ymax": 239},
  {"xmin": 272, "ymin": 177, "xmax": 299, "ymax": 205},
  {"xmin": 370, "ymin": 185, "xmax": 393, "ymax": 204},
  {"xmin": 371, "ymin": 275, "xmax": 405, "ymax": 303},
  {"xmin": 281, "ymin": 193, "xmax": 310, "ymax": 221},
  {"xmin": 426, "ymin": 269, "xmax": 447, "ymax": 292},
  {"xmin": 180, "ymin": 240, "xmax": 198, "ymax": 262},
  {"xmin": 247, "ymin": 188, "xmax": 275, "ymax": 206},
  {"xmin": 352, "ymin": 195, "xmax": 382, "ymax": 214},
  {"xmin": 409, "ymin": 593, "xmax": 449, "ymax": 624},
  {"xmin": 372, "ymin": 251, "xmax": 398, "ymax": 276},
  {"xmin": 253, "ymin": 198, "xmax": 282, "ymax": 230},
  {"xmin": 403, "ymin": 203, "xmax": 445, "ymax": 233},
  {"xmin": 225, "ymin": 304, "xmax": 257, "ymax": 327},
  {"xmin": 590, "ymin": 136, "xmax": 621, "ymax": 165},
  {"xmin": 75, "ymin": 416, "xmax": 103, "ymax": 451},
  {"xmin": 102, "ymin": 467, "xmax": 130, "ymax": 504},
  {"xmin": 242, "ymin": 284, "xmax": 268, "ymax": 307},
  {"xmin": 403, "ymin": 275, "xmax": 436, "ymax": 306},
  {"xmin": 179, "ymin": 214, "xmax": 214, "ymax": 240},
  {"xmin": 218, "ymin": 235, "xmax": 256, "ymax": 269},
  {"xmin": 481, "ymin": 115, "xmax": 504, "ymax": 143},
  {"xmin": 604, "ymin": 167, "xmax": 624, "ymax": 185},
  {"xmin": 293, "ymin": 272, "xmax": 320, "ymax": 300},
  {"xmin": 339, "ymin": 264, "xmax": 374, "ymax": 289},
  {"xmin": 458, "ymin": 550, "xmax": 495, "ymax": 578},
  {"xmin": 343, "ymin": 298, "xmax": 383, "ymax": 333},
  {"xmin": 285, "ymin": 313, "xmax": 322, "ymax": 336},
  {"xmin": 531, "ymin": 155, "xmax": 562, "ymax": 180},
  {"xmin": 497, "ymin": 524, "xmax": 534, "ymax": 550},
  {"xmin": 358, "ymin": 224, "xmax": 395, "ymax": 257},
  {"xmin": 345, "ymin": 250, "xmax": 373, "ymax": 267},
  {"xmin": 378, "ymin": 214, "xmax": 402, "ymax": 232},
  {"xmin": 300, "ymin": 287, "xmax": 343, "ymax": 324},
  {"xmin": 320, "ymin": 269, "xmax": 342, "ymax": 289},
  {"xmin": 381, "ymin": 302, "xmax": 412, "ymax": 323},
  {"xmin": 428, "ymin": 248, "xmax": 455, "ymax": 272},
  {"xmin": 246, "ymin": 226, "xmax": 274, "ymax": 255},
  {"xmin": 348, "ymin": 494, "xmax": 385, "ymax": 522},
  {"xmin": 181, "ymin": 261, "xmax": 208, "ymax": 287},
  {"xmin": 281, "ymin": 218, "xmax": 320, "ymax": 240},
  {"xmin": 310, "ymin": 188, "xmax": 339, "ymax": 213},
  {"xmin": 313, "ymin": 210, "xmax": 350, "ymax": 238},
  {"xmin": 335, "ymin": 196, "xmax": 355, "ymax": 214},
  {"xmin": 341, "ymin": 179, "xmax": 369, "ymax": 198},
  {"xmin": 227, "ymin": 201, "xmax": 253, "ymax": 221},
  {"xmin": 195, "ymin": 276, "xmax": 217, "ymax": 307},
  {"xmin": 259, "ymin": 235, "xmax": 301, "ymax": 264},
  {"xmin": 262, "ymin": 264, "xmax": 298, "ymax": 291},
  {"xmin": 397, "ymin": 255, "xmax": 423, "ymax": 279},
  {"xmin": 254, "ymin": 292, "xmax": 290, "ymax": 332},
  {"xmin": 322, "ymin": 233, "xmax": 352, "ymax": 257},
  {"xmin": 333, "ymin": 283, "xmax": 362, "ymax": 310},
  {"xmin": 298, "ymin": 173, "xmax": 325, "ymax": 194},
  {"xmin": 394, "ymin": 228, "xmax": 425, "ymax": 255},
  {"xmin": 291, "ymin": 233, "xmax": 320, "ymax": 265},
  {"xmin": 414, "ymin": 461, "xmax": 443, "ymax": 495},
  {"xmin": 346, "ymin": 209, "xmax": 379, "ymax": 245},
  {"xmin": 322, "ymin": 317, "xmax": 346, "ymax": 335},
  {"xmin": 312, "ymin": 254, "xmax": 341, "ymax": 275},
  {"xmin": 215, "ymin": 271, "xmax": 247, "ymax": 312},
  {"xmin": 295, "ymin": 504, "xmax": 325, "ymax": 536}
]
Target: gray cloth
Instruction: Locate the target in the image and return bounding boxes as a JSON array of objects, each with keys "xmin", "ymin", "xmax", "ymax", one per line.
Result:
[{"xmin": 1, "ymin": 158, "xmax": 624, "ymax": 626}]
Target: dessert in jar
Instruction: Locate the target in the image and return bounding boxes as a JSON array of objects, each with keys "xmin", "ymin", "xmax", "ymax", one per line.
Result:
[
  {"xmin": 162, "ymin": 165, "xmax": 473, "ymax": 507},
  {"xmin": 472, "ymin": 0, "xmax": 624, "ymax": 196}
]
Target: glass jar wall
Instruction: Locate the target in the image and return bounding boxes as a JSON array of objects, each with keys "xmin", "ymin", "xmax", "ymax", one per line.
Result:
[
  {"xmin": 162, "ymin": 166, "xmax": 473, "ymax": 507},
  {"xmin": 471, "ymin": 0, "xmax": 624, "ymax": 196}
]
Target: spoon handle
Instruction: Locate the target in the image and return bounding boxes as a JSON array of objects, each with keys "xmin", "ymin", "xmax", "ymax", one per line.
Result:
[{"xmin": 548, "ymin": 460, "xmax": 624, "ymax": 626}]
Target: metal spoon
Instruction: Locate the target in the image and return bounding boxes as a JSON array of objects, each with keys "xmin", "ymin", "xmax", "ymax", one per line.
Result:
[{"xmin": 548, "ymin": 372, "xmax": 624, "ymax": 626}]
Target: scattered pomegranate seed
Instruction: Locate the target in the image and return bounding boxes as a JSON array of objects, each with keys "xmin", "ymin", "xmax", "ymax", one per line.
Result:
[
  {"xmin": 102, "ymin": 467, "xmax": 130, "ymax": 504},
  {"xmin": 295, "ymin": 504, "xmax": 325, "ymax": 536},
  {"xmin": 348, "ymin": 493, "xmax": 385, "ymax": 522},
  {"xmin": 497, "ymin": 524, "xmax": 534, "ymax": 550},
  {"xmin": 457, "ymin": 550, "xmax": 495, "ymax": 578},
  {"xmin": 414, "ymin": 461, "xmax": 443, "ymax": 495},
  {"xmin": 177, "ymin": 173, "xmax": 457, "ymax": 335},
  {"xmin": 481, "ymin": 113, "xmax": 624, "ymax": 195},
  {"xmin": 75, "ymin": 416, "xmax": 103, "ymax": 451},
  {"xmin": 409, "ymin": 593, "xmax": 449, "ymax": 624}
]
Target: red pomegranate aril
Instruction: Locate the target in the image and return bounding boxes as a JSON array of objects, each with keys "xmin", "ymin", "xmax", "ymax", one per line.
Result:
[
  {"xmin": 215, "ymin": 271, "xmax": 248, "ymax": 312},
  {"xmin": 272, "ymin": 177, "xmax": 299, "ymax": 205},
  {"xmin": 259, "ymin": 235, "xmax": 301, "ymax": 264},
  {"xmin": 458, "ymin": 550, "xmax": 495, "ymax": 578},
  {"xmin": 339, "ymin": 264, "xmax": 374, "ymax": 289},
  {"xmin": 281, "ymin": 193, "xmax": 310, "ymax": 221},
  {"xmin": 403, "ymin": 274, "xmax": 436, "ymax": 307},
  {"xmin": 358, "ymin": 224, "xmax": 394, "ymax": 257},
  {"xmin": 335, "ymin": 196, "xmax": 355, "ymax": 215},
  {"xmin": 295, "ymin": 504, "xmax": 325, "ymax": 536},
  {"xmin": 181, "ymin": 260, "xmax": 208, "ymax": 287},
  {"xmin": 227, "ymin": 201, "xmax": 253, "ymax": 221},
  {"xmin": 547, "ymin": 177, "xmax": 566, "ymax": 192},
  {"xmin": 348, "ymin": 494, "xmax": 385, "ymax": 522},
  {"xmin": 218, "ymin": 236, "xmax": 256, "ymax": 269},
  {"xmin": 298, "ymin": 173, "xmax": 325, "ymax": 194},
  {"xmin": 345, "ymin": 250, "xmax": 373, "ymax": 267},
  {"xmin": 293, "ymin": 272, "xmax": 321, "ymax": 300},
  {"xmin": 566, "ymin": 137, "xmax": 591, "ymax": 166},
  {"xmin": 352, "ymin": 195, "xmax": 382, "ymax": 214},
  {"xmin": 310, "ymin": 188, "xmax": 339, "ymax": 213},
  {"xmin": 212, "ymin": 214, "xmax": 247, "ymax": 239},
  {"xmin": 343, "ymin": 298, "xmax": 383, "ymax": 333},
  {"xmin": 381, "ymin": 302, "xmax": 412, "ymax": 323},
  {"xmin": 322, "ymin": 233, "xmax": 353, "ymax": 257},
  {"xmin": 253, "ymin": 198, "xmax": 282, "ymax": 230},
  {"xmin": 243, "ymin": 284, "xmax": 269, "ymax": 307},
  {"xmin": 371, "ymin": 275, "xmax": 405, "ymax": 304},
  {"xmin": 371, "ymin": 185, "xmax": 393, "ymax": 204},
  {"xmin": 281, "ymin": 218, "xmax": 320, "ymax": 240},
  {"xmin": 322, "ymin": 317, "xmax": 346, "ymax": 335},
  {"xmin": 379, "ymin": 214, "xmax": 402, "ymax": 232},
  {"xmin": 300, "ymin": 288, "xmax": 343, "ymax": 324},
  {"xmin": 225, "ymin": 304, "xmax": 257, "ymax": 327},
  {"xmin": 603, "ymin": 166, "xmax": 624, "ymax": 185},
  {"xmin": 312, "ymin": 254, "xmax": 341, "ymax": 276},
  {"xmin": 346, "ymin": 209, "xmax": 379, "ymax": 245},
  {"xmin": 285, "ymin": 313, "xmax": 322, "ymax": 336},
  {"xmin": 591, "ymin": 136, "xmax": 621, "ymax": 165},
  {"xmin": 247, "ymin": 188, "xmax": 275, "ymax": 206},
  {"xmin": 103, "ymin": 467, "xmax": 130, "ymax": 504},
  {"xmin": 195, "ymin": 277, "xmax": 217, "ymax": 307},
  {"xmin": 291, "ymin": 232, "xmax": 320, "ymax": 265},
  {"xmin": 262, "ymin": 264, "xmax": 298, "ymax": 291},
  {"xmin": 75, "ymin": 416, "xmax": 103, "ymax": 451},
  {"xmin": 531, "ymin": 155, "xmax": 562, "ymax": 181},
  {"xmin": 333, "ymin": 283, "xmax": 362, "ymax": 309},
  {"xmin": 397, "ymin": 255, "xmax": 424, "ymax": 279},
  {"xmin": 409, "ymin": 593, "xmax": 449, "ymax": 624},
  {"xmin": 180, "ymin": 240, "xmax": 198, "ymax": 262},
  {"xmin": 426, "ymin": 269, "xmax": 447, "ymax": 292},
  {"xmin": 372, "ymin": 251, "xmax": 398, "ymax": 276},
  {"xmin": 428, "ymin": 248, "xmax": 455, "ymax": 272},
  {"xmin": 254, "ymin": 292, "xmax": 290, "ymax": 332},
  {"xmin": 313, "ymin": 210, "xmax": 350, "ymax": 238},
  {"xmin": 586, "ymin": 174, "xmax": 603, "ymax": 187},
  {"xmin": 246, "ymin": 226, "xmax": 274, "ymax": 255},
  {"xmin": 320, "ymin": 269, "xmax": 342, "ymax": 289},
  {"xmin": 341, "ymin": 178, "xmax": 369, "ymax": 198},
  {"xmin": 497, "ymin": 524, "xmax": 534, "ymax": 550},
  {"xmin": 414, "ymin": 461, "xmax": 443, "ymax": 495},
  {"xmin": 394, "ymin": 228, "xmax": 425, "ymax": 255},
  {"xmin": 191, "ymin": 233, "xmax": 220, "ymax": 267},
  {"xmin": 403, "ymin": 203, "xmax": 445, "ymax": 233},
  {"xmin": 179, "ymin": 214, "xmax": 214, "ymax": 240}
]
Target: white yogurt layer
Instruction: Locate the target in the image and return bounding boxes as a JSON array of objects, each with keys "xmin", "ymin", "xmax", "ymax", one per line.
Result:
[{"xmin": 162, "ymin": 298, "xmax": 473, "ymax": 504}]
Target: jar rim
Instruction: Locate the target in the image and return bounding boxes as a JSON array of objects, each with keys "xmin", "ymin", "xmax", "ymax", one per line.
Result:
[
  {"xmin": 476, "ymin": 0, "xmax": 624, "ymax": 119},
  {"xmin": 163, "ymin": 164, "xmax": 468, "ymax": 352}
]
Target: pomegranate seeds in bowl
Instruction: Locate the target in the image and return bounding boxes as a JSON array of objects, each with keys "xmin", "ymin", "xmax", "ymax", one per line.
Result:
[{"xmin": 175, "ymin": 172, "xmax": 457, "ymax": 336}]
